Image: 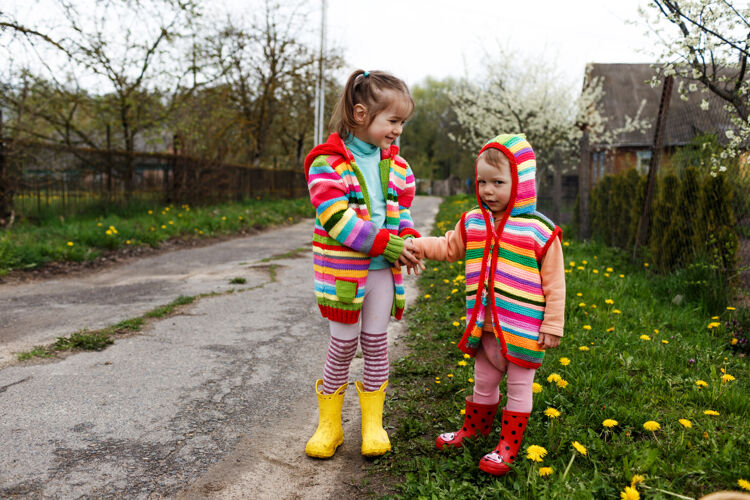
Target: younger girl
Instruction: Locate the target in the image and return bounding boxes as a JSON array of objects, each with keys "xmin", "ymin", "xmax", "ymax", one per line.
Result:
[
  {"xmin": 410, "ymin": 134, "xmax": 565, "ymax": 476},
  {"xmin": 303, "ymin": 70, "xmax": 424, "ymax": 459}
]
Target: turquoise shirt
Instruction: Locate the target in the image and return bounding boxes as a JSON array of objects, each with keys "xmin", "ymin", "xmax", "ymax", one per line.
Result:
[{"xmin": 346, "ymin": 135, "xmax": 389, "ymax": 270}]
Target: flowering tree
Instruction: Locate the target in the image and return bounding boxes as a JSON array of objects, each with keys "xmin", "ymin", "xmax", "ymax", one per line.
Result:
[{"xmin": 641, "ymin": 0, "xmax": 750, "ymax": 164}]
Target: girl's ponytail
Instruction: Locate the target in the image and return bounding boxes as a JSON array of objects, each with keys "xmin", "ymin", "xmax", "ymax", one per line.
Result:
[{"xmin": 328, "ymin": 69, "xmax": 413, "ymax": 140}]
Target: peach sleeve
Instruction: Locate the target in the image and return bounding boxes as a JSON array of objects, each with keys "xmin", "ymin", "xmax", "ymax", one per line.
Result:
[
  {"xmin": 410, "ymin": 219, "xmax": 466, "ymax": 263},
  {"xmin": 539, "ymin": 236, "xmax": 566, "ymax": 337}
]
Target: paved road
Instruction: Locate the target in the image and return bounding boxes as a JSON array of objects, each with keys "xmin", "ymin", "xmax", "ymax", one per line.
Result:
[{"xmin": 0, "ymin": 196, "xmax": 441, "ymax": 499}]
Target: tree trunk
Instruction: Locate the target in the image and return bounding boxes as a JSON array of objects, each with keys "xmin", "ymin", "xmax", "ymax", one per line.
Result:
[
  {"xmin": 0, "ymin": 108, "xmax": 14, "ymax": 227},
  {"xmin": 578, "ymin": 129, "xmax": 591, "ymax": 239}
]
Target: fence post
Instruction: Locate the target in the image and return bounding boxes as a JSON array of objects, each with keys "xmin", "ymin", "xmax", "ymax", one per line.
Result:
[
  {"xmin": 633, "ymin": 75, "xmax": 673, "ymax": 260},
  {"xmin": 578, "ymin": 129, "xmax": 591, "ymax": 239},
  {"xmin": 106, "ymin": 124, "xmax": 113, "ymax": 201}
]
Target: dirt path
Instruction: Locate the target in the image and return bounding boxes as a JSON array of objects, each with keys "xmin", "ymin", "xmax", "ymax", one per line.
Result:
[{"xmin": 0, "ymin": 196, "xmax": 440, "ymax": 499}]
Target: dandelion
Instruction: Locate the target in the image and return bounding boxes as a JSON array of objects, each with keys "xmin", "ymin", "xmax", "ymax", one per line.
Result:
[
  {"xmin": 67, "ymin": 241, "xmax": 74, "ymax": 247},
  {"xmin": 532, "ymin": 382, "xmax": 542, "ymax": 393},
  {"xmin": 579, "ymin": 302, "xmax": 586, "ymax": 307},
  {"xmin": 661, "ymin": 340, "xmax": 669, "ymax": 344},
  {"xmin": 640, "ymin": 335, "xmax": 651, "ymax": 341},
  {"xmin": 556, "ymin": 379, "xmax": 569, "ymax": 388},
  {"xmin": 563, "ymin": 241, "xmax": 570, "ymax": 247},
  {"xmin": 644, "ymin": 262, "xmax": 649, "ymax": 267},
  {"xmin": 620, "ymin": 486, "xmax": 640, "ymax": 500},
  {"xmin": 148, "ymin": 210, "xmax": 153, "ymax": 215},
  {"xmin": 544, "ymin": 407, "xmax": 561, "ymax": 418},
  {"xmin": 604, "ymin": 273, "xmax": 610, "ymax": 277},
  {"xmin": 468, "ymin": 378, "xmax": 474, "ymax": 383},
  {"xmin": 451, "ymin": 288, "xmax": 458, "ymax": 294},
  {"xmin": 606, "ymin": 267, "xmax": 613, "ymax": 272},
  {"xmin": 559, "ymin": 357, "xmax": 570, "ymax": 366},
  {"xmin": 613, "ymin": 309, "xmax": 622, "ymax": 314},
  {"xmin": 603, "ymin": 419, "xmax": 618, "ymax": 428},
  {"xmin": 619, "ymin": 274, "xmax": 625, "ymax": 278},
  {"xmin": 704, "ymin": 410, "xmax": 719, "ymax": 416},
  {"xmin": 577, "ymin": 266, "xmax": 584, "ymax": 270},
  {"xmin": 525, "ymin": 445, "xmax": 547, "ymax": 462},
  {"xmin": 539, "ymin": 466, "xmax": 553, "ymax": 477},
  {"xmin": 457, "ymin": 361, "xmax": 467, "ymax": 367},
  {"xmin": 424, "ymin": 294, "xmax": 431, "ymax": 299},
  {"xmin": 721, "ymin": 374, "xmax": 735, "ymax": 383},
  {"xmin": 447, "ymin": 373, "xmax": 453, "ymax": 378},
  {"xmin": 579, "ymin": 346, "xmax": 590, "ymax": 351},
  {"xmin": 605, "ymin": 299, "xmax": 614, "ymax": 305},
  {"xmin": 607, "ymin": 327, "xmax": 615, "ymax": 332},
  {"xmin": 576, "ymin": 292, "xmax": 582, "ymax": 297},
  {"xmin": 460, "ymin": 409, "xmax": 466, "ymax": 415},
  {"xmin": 732, "ymin": 338, "xmax": 739, "ymax": 345},
  {"xmin": 571, "ymin": 441, "xmax": 587, "ymax": 455},
  {"xmin": 583, "ymin": 325, "xmax": 592, "ymax": 331},
  {"xmin": 678, "ymin": 419, "xmax": 692, "ymax": 428},
  {"xmin": 727, "ymin": 306, "xmax": 736, "ymax": 311},
  {"xmin": 696, "ymin": 380, "xmax": 708, "ymax": 388},
  {"xmin": 452, "ymin": 321, "xmax": 460, "ymax": 327},
  {"xmin": 547, "ymin": 373, "xmax": 562, "ymax": 383},
  {"xmin": 593, "ymin": 269, "xmax": 599, "ymax": 274},
  {"xmin": 631, "ymin": 474, "xmax": 645, "ymax": 486},
  {"xmin": 643, "ymin": 421, "xmax": 660, "ymax": 431},
  {"xmin": 582, "ymin": 260, "xmax": 588, "ymax": 265},
  {"xmin": 707, "ymin": 322, "xmax": 721, "ymax": 329},
  {"xmin": 738, "ymin": 479, "xmax": 750, "ymax": 491}
]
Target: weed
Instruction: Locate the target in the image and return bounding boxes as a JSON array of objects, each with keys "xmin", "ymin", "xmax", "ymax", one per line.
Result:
[{"xmin": 229, "ymin": 277, "xmax": 247, "ymax": 284}]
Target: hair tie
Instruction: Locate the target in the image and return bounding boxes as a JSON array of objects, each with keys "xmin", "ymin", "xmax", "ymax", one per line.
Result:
[{"xmin": 363, "ymin": 71, "xmax": 369, "ymax": 77}]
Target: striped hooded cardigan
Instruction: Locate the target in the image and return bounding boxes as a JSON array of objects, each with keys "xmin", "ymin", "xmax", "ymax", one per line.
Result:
[
  {"xmin": 459, "ymin": 134, "xmax": 562, "ymax": 369},
  {"xmin": 303, "ymin": 133, "xmax": 421, "ymax": 324}
]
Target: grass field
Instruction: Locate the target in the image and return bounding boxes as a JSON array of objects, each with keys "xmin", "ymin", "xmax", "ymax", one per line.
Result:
[
  {"xmin": 0, "ymin": 196, "xmax": 314, "ymax": 275},
  {"xmin": 378, "ymin": 195, "xmax": 749, "ymax": 499}
]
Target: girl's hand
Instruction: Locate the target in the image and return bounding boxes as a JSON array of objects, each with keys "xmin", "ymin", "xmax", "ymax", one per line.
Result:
[
  {"xmin": 397, "ymin": 246, "xmax": 425, "ymax": 275},
  {"xmin": 537, "ymin": 333, "xmax": 561, "ymax": 349}
]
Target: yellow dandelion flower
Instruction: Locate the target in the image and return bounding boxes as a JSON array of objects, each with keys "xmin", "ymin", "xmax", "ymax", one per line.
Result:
[
  {"xmin": 457, "ymin": 361, "xmax": 467, "ymax": 367},
  {"xmin": 712, "ymin": 316, "xmax": 719, "ymax": 320},
  {"xmin": 577, "ymin": 266, "xmax": 584, "ymax": 270},
  {"xmin": 468, "ymin": 378, "xmax": 474, "ymax": 383},
  {"xmin": 620, "ymin": 274, "xmax": 625, "ymax": 278},
  {"xmin": 727, "ymin": 306, "xmax": 736, "ymax": 311},
  {"xmin": 447, "ymin": 374, "xmax": 453, "ymax": 378},
  {"xmin": 544, "ymin": 407, "xmax": 561, "ymax": 418},
  {"xmin": 732, "ymin": 338, "xmax": 739, "ymax": 345},
  {"xmin": 424, "ymin": 294, "xmax": 431, "ymax": 299},
  {"xmin": 643, "ymin": 421, "xmax": 660, "ymax": 431},
  {"xmin": 539, "ymin": 466, "xmax": 554, "ymax": 477},
  {"xmin": 569, "ymin": 261, "xmax": 576, "ymax": 267},
  {"xmin": 435, "ymin": 380, "xmax": 441, "ymax": 384},
  {"xmin": 620, "ymin": 486, "xmax": 640, "ymax": 500},
  {"xmin": 640, "ymin": 335, "xmax": 651, "ymax": 341},
  {"xmin": 631, "ymin": 474, "xmax": 645, "ymax": 486},
  {"xmin": 148, "ymin": 210, "xmax": 153, "ymax": 215},
  {"xmin": 704, "ymin": 410, "xmax": 719, "ymax": 416},
  {"xmin": 460, "ymin": 316, "xmax": 466, "ymax": 320},
  {"xmin": 67, "ymin": 241, "xmax": 74, "ymax": 246},
  {"xmin": 707, "ymin": 322, "xmax": 721, "ymax": 329},
  {"xmin": 532, "ymin": 382, "xmax": 542, "ymax": 393},
  {"xmin": 559, "ymin": 357, "xmax": 570, "ymax": 366},
  {"xmin": 604, "ymin": 273, "xmax": 610, "ymax": 277},
  {"xmin": 451, "ymin": 288, "xmax": 458, "ymax": 294},
  {"xmin": 571, "ymin": 441, "xmax": 587, "ymax": 455},
  {"xmin": 576, "ymin": 292, "xmax": 582, "ymax": 297},
  {"xmin": 738, "ymin": 479, "xmax": 750, "ymax": 491},
  {"xmin": 696, "ymin": 380, "xmax": 708, "ymax": 388},
  {"xmin": 661, "ymin": 340, "xmax": 669, "ymax": 344},
  {"xmin": 644, "ymin": 262, "xmax": 649, "ymax": 267},
  {"xmin": 525, "ymin": 444, "xmax": 547, "ymax": 462},
  {"xmin": 613, "ymin": 309, "xmax": 622, "ymax": 314},
  {"xmin": 547, "ymin": 373, "xmax": 562, "ymax": 383},
  {"xmin": 452, "ymin": 321, "xmax": 460, "ymax": 327},
  {"xmin": 463, "ymin": 353, "xmax": 471, "ymax": 359},
  {"xmin": 556, "ymin": 379, "xmax": 569, "ymax": 388},
  {"xmin": 443, "ymin": 279, "xmax": 449, "ymax": 284},
  {"xmin": 583, "ymin": 325, "xmax": 592, "ymax": 331},
  {"xmin": 579, "ymin": 346, "xmax": 590, "ymax": 351},
  {"xmin": 460, "ymin": 409, "xmax": 465, "ymax": 415},
  {"xmin": 607, "ymin": 327, "xmax": 615, "ymax": 332},
  {"xmin": 97, "ymin": 222, "xmax": 103, "ymax": 227},
  {"xmin": 582, "ymin": 260, "xmax": 588, "ymax": 265},
  {"xmin": 593, "ymin": 269, "xmax": 599, "ymax": 274},
  {"xmin": 606, "ymin": 267, "xmax": 613, "ymax": 272},
  {"xmin": 432, "ymin": 267, "xmax": 438, "ymax": 271},
  {"xmin": 458, "ymin": 260, "xmax": 463, "ymax": 265},
  {"xmin": 602, "ymin": 419, "xmax": 618, "ymax": 428},
  {"xmin": 579, "ymin": 302, "xmax": 586, "ymax": 307},
  {"xmin": 605, "ymin": 299, "xmax": 614, "ymax": 305},
  {"xmin": 678, "ymin": 419, "xmax": 692, "ymax": 428},
  {"xmin": 591, "ymin": 304, "xmax": 597, "ymax": 308},
  {"xmin": 721, "ymin": 374, "xmax": 735, "ymax": 383},
  {"xmin": 161, "ymin": 225, "xmax": 166, "ymax": 229}
]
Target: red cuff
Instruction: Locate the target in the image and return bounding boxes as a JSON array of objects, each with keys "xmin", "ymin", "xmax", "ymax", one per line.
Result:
[
  {"xmin": 399, "ymin": 227, "xmax": 421, "ymax": 239},
  {"xmin": 369, "ymin": 229, "xmax": 390, "ymax": 257}
]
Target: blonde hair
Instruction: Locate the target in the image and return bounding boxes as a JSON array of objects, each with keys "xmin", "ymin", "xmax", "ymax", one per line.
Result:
[
  {"xmin": 479, "ymin": 148, "xmax": 510, "ymax": 170},
  {"xmin": 329, "ymin": 69, "xmax": 414, "ymax": 139}
]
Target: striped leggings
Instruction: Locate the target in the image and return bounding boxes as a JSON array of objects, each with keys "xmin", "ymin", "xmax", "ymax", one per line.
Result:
[{"xmin": 321, "ymin": 269, "xmax": 393, "ymax": 394}]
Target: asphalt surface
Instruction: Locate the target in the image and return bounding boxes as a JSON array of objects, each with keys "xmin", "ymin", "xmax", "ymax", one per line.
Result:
[{"xmin": 0, "ymin": 196, "xmax": 441, "ymax": 499}]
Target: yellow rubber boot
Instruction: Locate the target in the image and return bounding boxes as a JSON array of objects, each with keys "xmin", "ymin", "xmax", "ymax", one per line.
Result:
[
  {"xmin": 356, "ymin": 381, "xmax": 391, "ymax": 456},
  {"xmin": 305, "ymin": 379, "xmax": 347, "ymax": 458}
]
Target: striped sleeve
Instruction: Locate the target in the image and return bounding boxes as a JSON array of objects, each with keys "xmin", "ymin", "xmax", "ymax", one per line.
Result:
[
  {"xmin": 307, "ymin": 155, "xmax": 403, "ymax": 259},
  {"xmin": 397, "ymin": 163, "xmax": 421, "ymax": 239}
]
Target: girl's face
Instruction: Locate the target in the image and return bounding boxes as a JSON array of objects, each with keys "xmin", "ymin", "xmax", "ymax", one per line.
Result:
[
  {"xmin": 353, "ymin": 93, "xmax": 411, "ymax": 150},
  {"xmin": 477, "ymin": 155, "xmax": 512, "ymax": 217}
]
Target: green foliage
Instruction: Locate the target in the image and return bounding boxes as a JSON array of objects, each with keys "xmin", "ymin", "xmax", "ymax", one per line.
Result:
[
  {"xmin": 375, "ymin": 197, "xmax": 749, "ymax": 498},
  {"xmin": 650, "ymin": 172, "xmax": 681, "ymax": 272},
  {"xmin": 0, "ymin": 197, "xmax": 313, "ymax": 274}
]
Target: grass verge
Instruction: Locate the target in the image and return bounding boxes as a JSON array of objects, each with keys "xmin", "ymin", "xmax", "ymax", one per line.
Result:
[
  {"xmin": 0, "ymin": 196, "xmax": 313, "ymax": 275},
  {"xmin": 377, "ymin": 195, "xmax": 749, "ymax": 499}
]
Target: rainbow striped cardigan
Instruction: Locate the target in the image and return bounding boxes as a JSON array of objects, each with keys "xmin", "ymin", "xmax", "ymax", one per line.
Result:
[
  {"xmin": 459, "ymin": 134, "xmax": 561, "ymax": 369},
  {"xmin": 303, "ymin": 133, "xmax": 420, "ymax": 324}
]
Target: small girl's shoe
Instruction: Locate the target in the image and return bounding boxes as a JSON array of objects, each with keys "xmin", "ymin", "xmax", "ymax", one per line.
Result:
[
  {"xmin": 436, "ymin": 396, "xmax": 500, "ymax": 449},
  {"xmin": 356, "ymin": 381, "xmax": 391, "ymax": 456},
  {"xmin": 478, "ymin": 408, "xmax": 530, "ymax": 476},
  {"xmin": 305, "ymin": 379, "xmax": 347, "ymax": 458}
]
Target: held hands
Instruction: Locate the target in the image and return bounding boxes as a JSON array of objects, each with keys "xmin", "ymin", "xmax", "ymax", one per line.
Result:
[
  {"xmin": 537, "ymin": 333, "xmax": 561, "ymax": 350},
  {"xmin": 395, "ymin": 239, "xmax": 425, "ymax": 275}
]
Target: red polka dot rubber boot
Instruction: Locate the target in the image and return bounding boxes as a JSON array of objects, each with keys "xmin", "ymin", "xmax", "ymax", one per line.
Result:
[
  {"xmin": 435, "ymin": 396, "xmax": 500, "ymax": 449},
  {"xmin": 478, "ymin": 408, "xmax": 530, "ymax": 476}
]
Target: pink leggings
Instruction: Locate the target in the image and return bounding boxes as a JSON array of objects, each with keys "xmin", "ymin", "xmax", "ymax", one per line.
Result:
[
  {"xmin": 322, "ymin": 269, "xmax": 394, "ymax": 394},
  {"xmin": 474, "ymin": 331, "xmax": 536, "ymax": 413}
]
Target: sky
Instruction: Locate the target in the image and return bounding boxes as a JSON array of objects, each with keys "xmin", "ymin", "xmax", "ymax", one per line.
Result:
[{"xmin": 320, "ymin": 0, "xmax": 658, "ymax": 87}]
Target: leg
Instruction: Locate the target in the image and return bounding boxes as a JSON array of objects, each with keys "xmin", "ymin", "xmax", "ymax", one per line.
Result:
[
  {"xmin": 436, "ymin": 331, "xmax": 502, "ymax": 449},
  {"xmin": 479, "ymin": 362, "xmax": 536, "ymax": 476},
  {"xmin": 357, "ymin": 269, "xmax": 394, "ymax": 456},
  {"xmin": 322, "ymin": 321, "xmax": 359, "ymax": 395}
]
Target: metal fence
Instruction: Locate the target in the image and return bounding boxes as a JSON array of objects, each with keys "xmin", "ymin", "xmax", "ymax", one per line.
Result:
[{"xmin": 4, "ymin": 140, "xmax": 308, "ymax": 218}]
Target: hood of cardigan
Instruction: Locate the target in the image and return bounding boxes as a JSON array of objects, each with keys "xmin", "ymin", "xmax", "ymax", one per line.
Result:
[
  {"xmin": 304, "ymin": 132, "xmax": 400, "ymax": 179},
  {"xmin": 475, "ymin": 134, "xmax": 537, "ymax": 220}
]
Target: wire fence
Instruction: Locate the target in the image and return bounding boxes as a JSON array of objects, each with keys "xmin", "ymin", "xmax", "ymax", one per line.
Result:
[{"xmin": 2, "ymin": 140, "xmax": 308, "ymax": 220}]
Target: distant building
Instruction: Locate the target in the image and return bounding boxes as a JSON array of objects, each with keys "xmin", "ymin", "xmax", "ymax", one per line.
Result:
[{"xmin": 580, "ymin": 63, "xmax": 737, "ymax": 187}]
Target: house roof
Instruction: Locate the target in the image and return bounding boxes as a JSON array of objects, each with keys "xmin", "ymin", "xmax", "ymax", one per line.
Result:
[{"xmin": 585, "ymin": 63, "xmax": 736, "ymax": 149}]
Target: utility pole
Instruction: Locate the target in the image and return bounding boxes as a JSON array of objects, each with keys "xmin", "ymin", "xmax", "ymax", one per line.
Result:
[{"xmin": 313, "ymin": 0, "xmax": 327, "ymax": 145}]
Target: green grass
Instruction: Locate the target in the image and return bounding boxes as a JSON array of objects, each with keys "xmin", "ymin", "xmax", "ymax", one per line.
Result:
[
  {"xmin": 377, "ymin": 195, "xmax": 749, "ymax": 499},
  {"xmin": 0, "ymin": 196, "xmax": 313, "ymax": 274}
]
